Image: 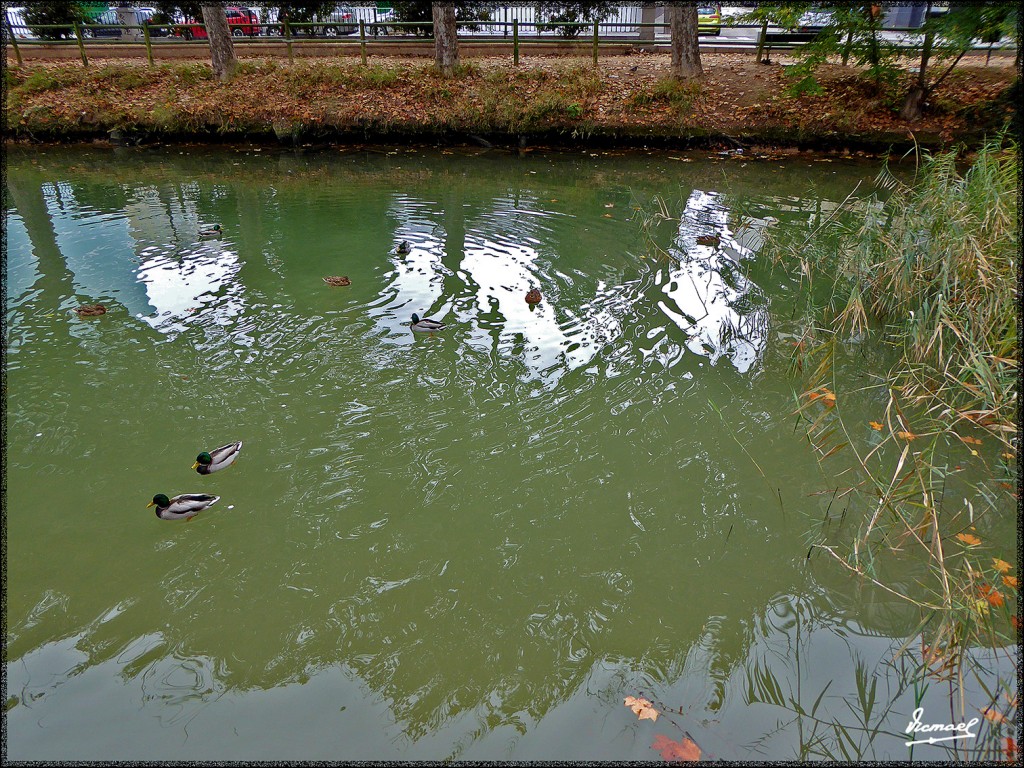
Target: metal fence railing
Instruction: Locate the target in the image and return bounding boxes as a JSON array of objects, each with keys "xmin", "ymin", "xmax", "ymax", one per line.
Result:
[{"xmin": 4, "ymin": 14, "xmax": 1016, "ymax": 70}]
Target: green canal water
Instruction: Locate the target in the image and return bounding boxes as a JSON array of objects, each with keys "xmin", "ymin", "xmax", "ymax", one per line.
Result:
[{"xmin": 4, "ymin": 145, "xmax": 1016, "ymax": 761}]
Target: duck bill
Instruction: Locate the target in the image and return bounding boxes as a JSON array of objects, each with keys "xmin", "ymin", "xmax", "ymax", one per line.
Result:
[
  {"xmin": 191, "ymin": 461, "xmax": 200, "ymax": 470},
  {"xmin": 146, "ymin": 501, "xmax": 156, "ymax": 508}
]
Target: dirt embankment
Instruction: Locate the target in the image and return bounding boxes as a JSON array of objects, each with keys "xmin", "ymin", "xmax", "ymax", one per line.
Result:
[{"xmin": 3, "ymin": 52, "xmax": 1017, "ymax": 151}]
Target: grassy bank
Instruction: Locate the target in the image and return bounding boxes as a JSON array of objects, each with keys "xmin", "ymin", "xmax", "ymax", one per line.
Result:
[{"xmin": 3, "ymin": 53, "xmax": 1016, "ymax": 149}]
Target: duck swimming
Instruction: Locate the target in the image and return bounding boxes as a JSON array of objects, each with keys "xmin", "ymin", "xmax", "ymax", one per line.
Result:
[
  {"xmin": 410, "ymin": 313, "xmax": 446, "ymax": 334},
  {"xmin": 74, "ymin": 304, "xmax": 107, "ymax": 317},
  {"xmin": 323, "ymin": 276, "xmax": 351, "ymax": 287},
  {"xmin": 192, "ymin": 441, "xmax": 243, "ymax": 474},
  {"xmin": 199, "ymin": 224, "xmax": 222, "ymax": 238},
  {"xmin": 396, "ymin": 241, "xmax": 411, "ymax": 255},
  {"xmin": 147, "ymin": 493, "xmax": 220, "ymax": 521},
  {"xmin": 525, "ymin": 287, "xmax": 542, "ymax": 305}
]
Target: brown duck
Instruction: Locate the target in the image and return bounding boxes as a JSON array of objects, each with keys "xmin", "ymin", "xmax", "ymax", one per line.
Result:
[
  {"xmin": 75, "ymin": 304, "xmax": 107, "ymax": 317},
  {"xmin": 323, "ymin": 276, "xmax": 351, "ymax": 287},
  {"xmin": 525, "ymin": 287, "xmax": 542, "ymax": 305}
]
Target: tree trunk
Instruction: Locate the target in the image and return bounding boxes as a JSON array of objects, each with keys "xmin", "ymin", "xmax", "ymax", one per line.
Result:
[
  {"xmin": 432, "ymin": 3, "xmax": 458, "ymax": 75},
  {"xmin": 201, "ymin": 3, "xmax": 237, "ymax": 82},
  {"xmin": 900, "ymin": 4, "xmax": 933, "ymax": 121},
  {"xmin": 669, "ymin": 3, "xmax": 702, "ymax": 79}
]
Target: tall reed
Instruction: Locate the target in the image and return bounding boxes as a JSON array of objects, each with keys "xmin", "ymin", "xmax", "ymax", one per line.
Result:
[{"xmin": 762, "ymin": 137, "xmax": 1018, "ymax": 753}]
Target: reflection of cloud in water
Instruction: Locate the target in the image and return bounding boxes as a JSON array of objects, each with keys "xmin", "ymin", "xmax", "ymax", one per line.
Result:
[
  {"xmin": 656, "ymin": 190, "xmax": 769, "ymax": 374},
  {"xmin": 136, "ymin": 243, "xmax": 245, "ymax": 336},
  {"xmin": 460, "ymin": 236, "xmax": 608, "ymax": 387}
]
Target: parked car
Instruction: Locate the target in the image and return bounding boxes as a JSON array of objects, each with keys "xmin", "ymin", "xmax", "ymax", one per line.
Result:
[
  {"xmin": 176, "ymin": 6, "xmax": 259, "ymax": 39},
  {"xmin": 796, "ymin": 7, "xmax": 836, "ymax": 35},
  {"xmin": 315, "ymin": 6, "xmax": 358, "ymax": 36},
  {"xmin": 82, "ymin": 9, "xmax": 125, "ymax": 38},
  {"xmin": 129, "ymin": 7, "xmax": 173, "ymax": 38},
  {"xmin": 697, "ymin": 4, "xmax": 721, "ymax": 36},
  {"xmin": 4, "ymin": 7, "xmax": 39, "ymax": 39},
  {"xmin": 765, "ymin": 6, "xmax": 835, "ymax": 44},
  {"xmin": 263, "ymin": 5, "xmax": 357, "ymax": 36}
]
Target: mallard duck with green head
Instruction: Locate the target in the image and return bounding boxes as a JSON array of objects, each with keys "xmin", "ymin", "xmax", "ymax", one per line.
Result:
[
  {"xmin": 410, "ymin": 313, "xmax": 446, "ymax": 334},
  {"xmin": 148, "ymin": 493, "xmax": 220, "ymax": 521},
  {"xmin": 192, "ymin": 441, "xmax": 242, "ymax": 474},
  {"xmin": 199, "ymin": 224, "xmax": 222, "ymax": 238},
  {"xmin": 396, "ymin": 241, "xmax": 411, "ymax": 255},
  {"xmin": 323, "ymin": 276, "xmax": 351, "ymax": 287}
]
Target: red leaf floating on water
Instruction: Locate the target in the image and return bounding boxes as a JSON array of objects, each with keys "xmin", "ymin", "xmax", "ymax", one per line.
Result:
[{"xmin": 651, "ymin": 734, "xmax": 701, "ymax": 762}]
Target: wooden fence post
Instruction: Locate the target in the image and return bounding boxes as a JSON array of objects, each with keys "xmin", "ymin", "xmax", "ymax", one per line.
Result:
[
  {"xmin": 592, "ymin": 20, "xmax": 599, "ymax": 66},
  {"xmin": 143, "ymin": 23, "xmax": 153, "ymax": 66},
  {"xmin": 284, "ymin": 20, "xmax": 293, "ymax": 63},
  {"xmin": 6, "ymin": 16, "xmax": 23, "ymax": 66},
  {"xmin": 73, "ymin": 22, "xmax": 88, "ymax": 67},
  {"xmin": 360, "ymin": 19, "xmax": 367, "ymax": 65},
  {"xmin": 513, "ymin": 18, "xmax": 519, "ymax": 65},
  {"xmin": 754, "ymin": 19, "xmax": 767, "ymax": 63}
]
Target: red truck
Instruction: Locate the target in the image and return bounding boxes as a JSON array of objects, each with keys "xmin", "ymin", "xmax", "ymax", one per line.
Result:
[{"xmin": 176, "ymin": 7, "xmax": 260, "ymax": 39}]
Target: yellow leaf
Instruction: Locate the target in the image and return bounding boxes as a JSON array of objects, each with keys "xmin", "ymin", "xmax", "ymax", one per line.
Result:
[
  {"xmin": 993, "ymin": 558, "xmax": 1013, "ymax": 574},
  {"xmin": 1002, "ymin": 575, "xmax": 1018, "ymax": 590},
  {"xmin": 956, "ymin": 532, "xmax": 982, "ymax": 546},
  {"xmin": 959, "ymin": 435, "xmax": 983, "ymax": 445},
  {"xmin": 897, "ymin": 431, "xmax": 917, "ymax": 441},
  {"xmin": 624, "ymin": 695, "xmax": 658, "ymax": 722},
  {"xmin": 869, "ymin": 421, "xmax": 883, "ymax": 430}
]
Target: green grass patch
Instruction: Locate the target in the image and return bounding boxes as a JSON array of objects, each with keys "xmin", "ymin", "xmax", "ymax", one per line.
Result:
[
  {"xmin": 163, "ymin": 62, "xmax": 214, "ymax": 85},
  {"xmin": 19, "ymin": 68, "xmax": 80, "ymax": 94},
  {"xmin": 354, "ymin": 63, "xmax": 404, "ymax": 88},
  {"xmin": 91, "ymin": 64, "xmax": 149, "ymax": 90},
  {"xmin": 631, "ymin": 77, "xmax": 700, "ymax": 114}
]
